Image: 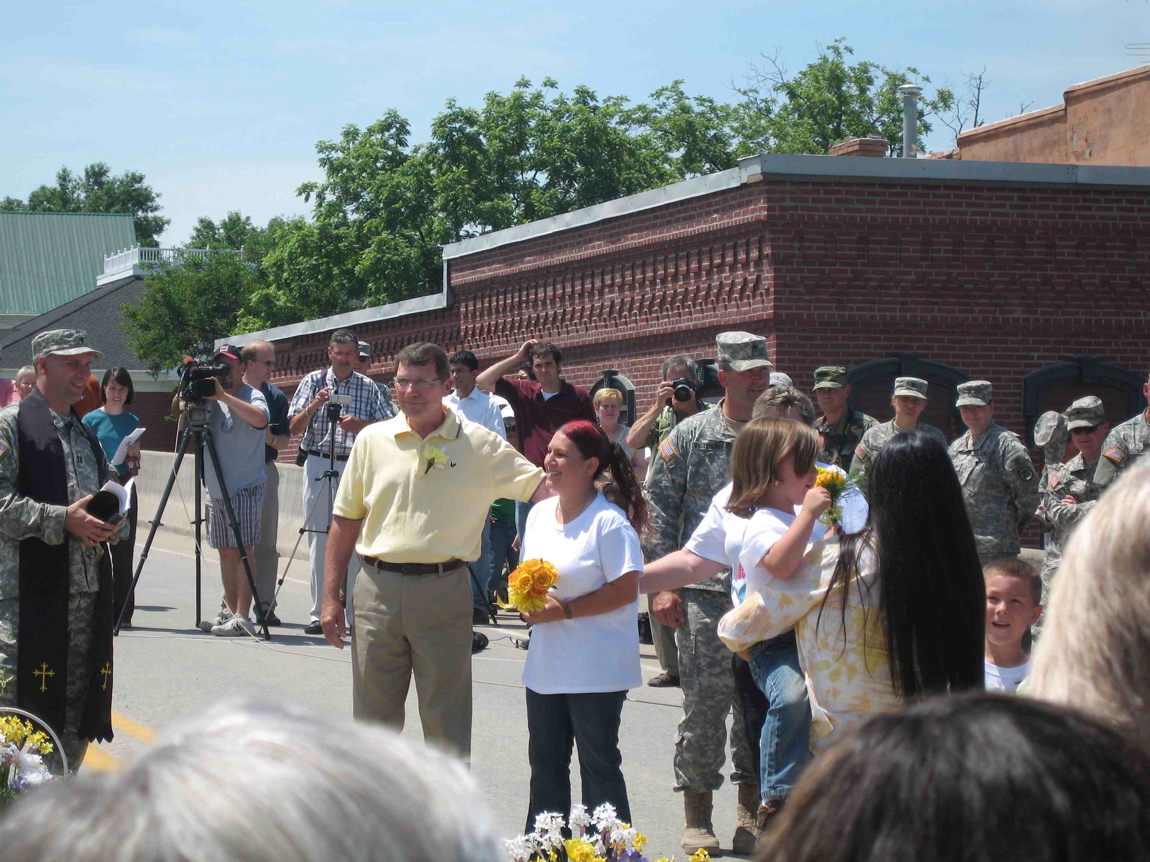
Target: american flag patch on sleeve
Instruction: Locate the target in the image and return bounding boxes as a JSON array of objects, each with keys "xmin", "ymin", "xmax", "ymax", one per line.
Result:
[
  {"xmin": 1103, "ymin": 445, "xmax": 1125, "ymax": 465},
  {"xmin": 659, "ymin": 438, "xmax": 678, "ymax": 462}
]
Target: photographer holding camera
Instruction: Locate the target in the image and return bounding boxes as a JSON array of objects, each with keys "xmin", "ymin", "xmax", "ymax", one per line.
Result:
[
  {"xmin": 288, "ymin": 329, "xmax": 392, "ymax": 635},
  {"xmin": 197, "ymin": 345, "xmax": 271, "ymax": 637},
  {"xmin": 626, "ymin": 355, "xmax": 709, "ymax": 459}
]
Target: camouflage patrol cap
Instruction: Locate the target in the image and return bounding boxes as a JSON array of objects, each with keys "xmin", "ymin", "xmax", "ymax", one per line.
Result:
[
  {"xmin": 716, "ymin": 332, "xmax": 773, "ymax": 372},
  {"xmin": 769, "ymin": 372, "xmax": 793, "ymax": 388},
  {"xmin": 892, "ymin": 377, "xmax": 929, "ymax": 400},
  {"xmin": 1065, "ymin": 396, "xmax": 1106, "ymax": 431},
  {"xmin": 956, "ymin": 380, "xmax": 992, "ymax": 407},
  {"xmin": 357, "ymin": 340, "xmax": 371, "ymax": 359},
  {"xmin": 31, "ymin": 329, "xmax": 103, "ymax": 361},
  {"xmin": 1034, "ymin": 411, "xmax": 1068, "ymax": 449},
  {"xmin": 813, "ymin": 366, "xmax": 848, "ymax": 390}
]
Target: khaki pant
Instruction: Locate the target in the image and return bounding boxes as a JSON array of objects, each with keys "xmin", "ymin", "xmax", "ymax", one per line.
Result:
[{"xmin": 351, "ymin": 562, "xmax": 473, "ymax": 759}]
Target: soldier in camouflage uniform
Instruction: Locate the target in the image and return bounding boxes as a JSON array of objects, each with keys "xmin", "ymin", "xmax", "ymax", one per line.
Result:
[
  {"xmin": 948, "ymin": 381, "xmax": 1041, "ymax": 565},
  {"xmin": 1040, "ymin": 397, "xmax": 1108, "ymax": 603},
  {"xmin": 0, "ymin": 330, "xmax": 120, "ymax": 769},
  {"xmin": 645, "ymin": 332, "xmax": 768, "ymax": 855},
  {"xmin": 849, "ymin": 377, "xmax": 948, "ymax": 488},
  {"xmin": 1093, "ymin": 373, "xmax": 1150, "ymax": 491},
  {"xmin": 811, "ymin": 366, "xmax": 877, "ymax": 471},
  {"xmin": 1032, "ymin": 411, "xmax": 1069, "ymax": 541}
]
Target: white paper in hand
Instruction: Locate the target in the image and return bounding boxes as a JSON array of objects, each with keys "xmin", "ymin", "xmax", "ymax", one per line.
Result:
[{"xmin": 111, "ymin": 427, "xmax": 146, "ymax": 466}]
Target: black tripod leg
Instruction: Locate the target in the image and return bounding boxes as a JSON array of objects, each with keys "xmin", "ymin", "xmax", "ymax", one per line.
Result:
[
  {"xmin": 469, "ymin": 564, "xmax": 499, "ymax": 626},
  {"xmin": 202, "ymin": 431, "xmax": 271, "ymax": 641},
  {"xmin": 116, "ymin": 429, "xmax": 194, "ymax": 635}
]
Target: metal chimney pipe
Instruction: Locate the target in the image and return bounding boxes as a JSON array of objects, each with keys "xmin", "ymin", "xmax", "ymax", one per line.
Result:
[{"xmin": 898, "ymin": 83, "xmax": 922, "ymax": 158}]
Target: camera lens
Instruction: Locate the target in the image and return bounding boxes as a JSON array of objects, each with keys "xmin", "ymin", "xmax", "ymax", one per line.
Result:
[{"xmin": 672, "ymin": 379, "xmax": 695, "ymax": 403}]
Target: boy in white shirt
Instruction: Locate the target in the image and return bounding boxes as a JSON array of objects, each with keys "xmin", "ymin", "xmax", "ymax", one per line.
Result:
[{"xmin": 984, "ymin": 558, "xmax": 1043, "ymax": 694}]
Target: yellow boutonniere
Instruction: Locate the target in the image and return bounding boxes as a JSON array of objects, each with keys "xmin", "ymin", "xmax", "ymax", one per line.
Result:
[{"xmin": 423, "ymin": 445, "xmax": 449, "ymax": 475}]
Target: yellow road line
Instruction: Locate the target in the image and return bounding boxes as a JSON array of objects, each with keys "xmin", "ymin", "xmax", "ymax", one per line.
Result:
[
  {"xmin": 112, "ymin": 711, "xmax": 156, "ymax": 742},
  {"xmin": 82, "ymin": 745, "xmax": 120, "ymax": 771}
]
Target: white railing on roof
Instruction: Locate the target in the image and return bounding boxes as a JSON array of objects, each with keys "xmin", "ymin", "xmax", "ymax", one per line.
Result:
[{"xmin": 101, "ymin": 246, "xmax": 238, "ymax": 276}]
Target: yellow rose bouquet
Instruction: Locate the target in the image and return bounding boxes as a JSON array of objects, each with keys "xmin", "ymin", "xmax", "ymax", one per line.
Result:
[
  {"xmin": 814, "ymin": 466, "xmax": 852, "ymax": 528},
  {"xmin": 500, "ymin": 559, "xmax": 560, "ymax": 614}
]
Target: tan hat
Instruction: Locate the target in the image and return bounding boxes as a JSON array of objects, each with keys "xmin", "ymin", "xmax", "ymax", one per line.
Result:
[
  {"xmin": 892, "ymin": 377, "xmax": 928, "ymax": 399},
  {"xmin": 1065, "ymin": 396, "xmax": 1105, "ymax": 431},
  {"xmin": 31, "ymin": 329, "xmax": 103, "ymax": 361},
  {"xmin": 956, "ymin": 380, "xmax": 992, "ymax": 407}
]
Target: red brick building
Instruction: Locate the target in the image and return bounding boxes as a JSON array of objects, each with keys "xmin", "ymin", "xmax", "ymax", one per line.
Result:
[{"xmin": 231, "ymin": 154, "xmax": 1147, "ymax": 472}]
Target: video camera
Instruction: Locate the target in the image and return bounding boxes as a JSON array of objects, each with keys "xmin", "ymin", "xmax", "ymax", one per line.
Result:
[
  {"xmin": 179, "ymin": 342, "xmax": 231, "ymax": 403},
  {"xmin": 325, "ymin": 391, "xmax": 354, "ymax": 421}
]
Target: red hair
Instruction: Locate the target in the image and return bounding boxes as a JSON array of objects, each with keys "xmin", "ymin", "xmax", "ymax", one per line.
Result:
[{"xmin": 558, "ymin": 420, "xmax": 646, "ymax": 532}]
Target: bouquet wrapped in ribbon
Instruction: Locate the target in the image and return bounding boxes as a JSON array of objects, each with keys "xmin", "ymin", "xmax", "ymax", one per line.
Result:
[
  {"xmin": 0, "ymin": 706, "xmax": 64, "ymax": 806},
  {"xmin": 500, "ymin": 559, "xmax": 560, "ymax": 614}
]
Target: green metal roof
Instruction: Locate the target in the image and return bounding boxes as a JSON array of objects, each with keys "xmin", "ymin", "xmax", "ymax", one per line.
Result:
[{"xmin": 0, "ymin": 211, "xmax": 137, "ymax": 315}]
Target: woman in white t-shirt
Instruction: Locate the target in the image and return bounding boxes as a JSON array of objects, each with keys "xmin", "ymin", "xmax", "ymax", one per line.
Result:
[
  {"xmin": 519, "ymin": 419, "xmax": 646, "ymax": 830},
  {"xmin": 594, "ymin": 387, "xmax": 648, "ymax": 480}
]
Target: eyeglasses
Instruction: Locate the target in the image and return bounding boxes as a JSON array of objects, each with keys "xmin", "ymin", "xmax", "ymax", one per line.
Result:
[
  {"xmin": 1070, "ymin": 424, "xmax": 1102, "ymax": 436},
  {"xmin": 393, "ymin": 377, "xmax": 443, "ymax": 391}
]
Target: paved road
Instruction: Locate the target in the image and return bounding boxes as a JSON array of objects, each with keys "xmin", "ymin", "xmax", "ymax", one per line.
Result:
[{"xmin": 97, "ymin": 530, "xmax": 749, "ymax": 860}]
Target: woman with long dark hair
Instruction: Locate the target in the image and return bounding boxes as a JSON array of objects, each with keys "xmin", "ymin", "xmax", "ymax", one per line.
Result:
[
  {"xmin": 735, "ymin": 428, "xmax": 984, "ymax": 751},
  {"xmin": 518, "ymin": 419, "xmax": 646, "ymax": 829}
]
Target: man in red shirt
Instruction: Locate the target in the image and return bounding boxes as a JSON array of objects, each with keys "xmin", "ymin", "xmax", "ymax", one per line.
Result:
[
  {"xmin": 477, "ymin": 340, "xmax": 595, "ymax": 468},
  {"xmin": 477, "ymin": 340, "xmax": 595, "ymax": 532}
]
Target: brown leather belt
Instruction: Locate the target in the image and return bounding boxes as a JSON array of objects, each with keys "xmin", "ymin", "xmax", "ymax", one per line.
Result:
[{"xmin": 360, "ymin": 557, "xmax": 467, "ymax": 576}]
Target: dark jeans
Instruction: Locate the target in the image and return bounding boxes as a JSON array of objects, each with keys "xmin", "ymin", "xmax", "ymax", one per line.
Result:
[
  {"xmin": 733, "ymin": 652, "xmax": 768, "ymax": 783},
  {"xmin": 489, "ymin": 517, "xmax": 519, "ymax": 593},
  {"xmin": 110, "ymin": 484, "xmax": 138, "ymax": 624},
  {"xmin": 526, "ymin": 688, "xmax": 630, "ymax": 831}
]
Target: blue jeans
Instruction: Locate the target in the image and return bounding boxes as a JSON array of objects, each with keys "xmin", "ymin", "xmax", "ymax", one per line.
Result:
[
  {"xmin": 748, "ymin": 631, "xmax": 811, "ymax": 802},
  {"xmin": 470, "ymin": 518, "xmax": 493, "ymax": 611}
]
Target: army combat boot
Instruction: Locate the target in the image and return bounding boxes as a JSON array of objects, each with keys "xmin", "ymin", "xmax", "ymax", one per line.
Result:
[
  {"xmin": 732, "ymin": 781, "xmax": 760, "ymax": 854},
  {"xmin": 682, "ymin": 790, "xmax": 721, "ymax": 853}
]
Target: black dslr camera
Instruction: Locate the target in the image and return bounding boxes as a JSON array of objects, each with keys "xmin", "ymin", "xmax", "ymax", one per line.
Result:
[
  {"xmin": 179, "ymin": 342, "xmax": 231, "ymax": 403},
  {"xmin": 670, "ymin": 378, "xmax": 696, "ymax": 403}
]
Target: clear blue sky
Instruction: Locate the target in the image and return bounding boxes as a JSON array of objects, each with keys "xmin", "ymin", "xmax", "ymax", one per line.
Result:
[{"xmin": 2, "ymin": 0, "xmax": 1146, "ymax": 245}]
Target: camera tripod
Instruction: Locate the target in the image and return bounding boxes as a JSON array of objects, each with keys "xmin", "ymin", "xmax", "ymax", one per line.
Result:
[{"xmin": 115, "ymin": 403, "xmax": 272, "ymax": 640}]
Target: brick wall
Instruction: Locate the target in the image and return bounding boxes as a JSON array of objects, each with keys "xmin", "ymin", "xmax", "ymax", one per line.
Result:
[{"xmin": 255, "ymin": 170, "xmax": 1148, "ymax": 547}]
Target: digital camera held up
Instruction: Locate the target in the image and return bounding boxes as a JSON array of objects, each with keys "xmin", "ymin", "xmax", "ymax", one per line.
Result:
[{"xmin": 670, "ymin": 378, "xmax": 696, "ymax": 403}]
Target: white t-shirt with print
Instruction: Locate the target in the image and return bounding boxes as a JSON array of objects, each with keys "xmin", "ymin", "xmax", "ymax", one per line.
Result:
[
  {"xmin": 985, "ymin": 659, "xmax": 1030, "ymax": 694},
  {"xmin": 521, "ymin": 493, "xmax": 645, "ymax": 695}
]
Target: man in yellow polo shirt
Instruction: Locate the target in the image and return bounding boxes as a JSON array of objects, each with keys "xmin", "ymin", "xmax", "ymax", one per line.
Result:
[{"xmin": 322, "ymin": 342, "xmax": 546, "ymax": 758}]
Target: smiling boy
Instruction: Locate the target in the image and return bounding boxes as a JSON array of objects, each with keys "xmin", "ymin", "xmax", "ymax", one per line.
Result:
[{"xmin": 984, "ymin": 558, "xmax": 1043, "ymax": 694}]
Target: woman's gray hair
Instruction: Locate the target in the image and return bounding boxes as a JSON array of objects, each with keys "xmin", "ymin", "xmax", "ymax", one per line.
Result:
[
  {"xmin": 1029, "ymin": 461, "xmax": 1150, "ymax": 751},
  {"xmin": 0, "ymin": 699, "xmax": 503, "ymax": 862}
]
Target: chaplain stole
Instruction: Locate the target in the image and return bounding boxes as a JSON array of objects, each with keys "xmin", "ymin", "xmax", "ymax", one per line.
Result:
[{"xmin": 15, "ymin": 388, "xmax": 114, "ymax": 743}]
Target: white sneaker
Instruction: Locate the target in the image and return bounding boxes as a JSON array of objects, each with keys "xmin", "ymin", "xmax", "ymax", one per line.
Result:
[{"xmin": 211, "ymin": 615, "xmax": 255, "ymax": 637}]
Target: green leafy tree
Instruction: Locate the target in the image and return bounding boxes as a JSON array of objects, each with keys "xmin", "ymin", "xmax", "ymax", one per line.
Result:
[
  {"xmin": 0, "ymin": 163, "xmax": 169, "ymax": 245},
  {"xmin": 122, "ymin": 250, "xmax": 260, "ymax": 373},
  {"xmin": 738, "ymin": 39, "xmax": 953, "ymax": 156},
  {"xmin": 186, "ymin": 210, "xmax": 263, "ymax": 250}
]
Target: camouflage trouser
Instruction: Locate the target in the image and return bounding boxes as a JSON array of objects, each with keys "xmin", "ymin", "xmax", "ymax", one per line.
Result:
[
  {"xmin": 673, "ymin": 588, "xmax": 755, "ymax": 792},
  {"xmin": 0, "ymin": 593, "xmax": 96, "ymax": 771}
]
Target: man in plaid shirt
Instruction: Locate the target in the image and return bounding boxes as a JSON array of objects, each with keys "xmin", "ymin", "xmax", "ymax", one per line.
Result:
[{"xmin": 289, "ymin": 329, "xmax": 394, "ymax": 634}]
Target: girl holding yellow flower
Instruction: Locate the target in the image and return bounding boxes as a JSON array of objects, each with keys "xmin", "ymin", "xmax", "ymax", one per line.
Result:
[{"xmin": 519, "ymin": 419, "xmax": 646, "ymax": 831}]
